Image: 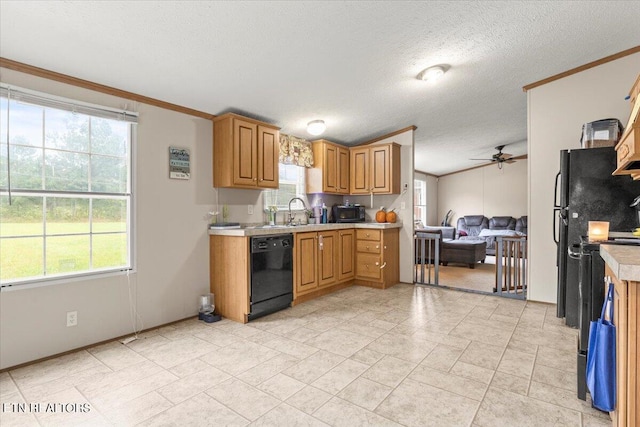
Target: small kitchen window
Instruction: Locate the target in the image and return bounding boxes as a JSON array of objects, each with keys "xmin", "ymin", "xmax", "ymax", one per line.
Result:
[
  {"xmin": 0, "ymin": 85, "xmax": 136, "ymax": 287},
  {"xmin": 263, "ymin": 163, "xmax": 306, "ymax": 210}
]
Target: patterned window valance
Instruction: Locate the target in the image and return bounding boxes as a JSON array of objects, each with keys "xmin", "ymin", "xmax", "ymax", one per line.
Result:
[{"xmin": 279, "ymin": 134, "xmax": 314, "ymax": 167}]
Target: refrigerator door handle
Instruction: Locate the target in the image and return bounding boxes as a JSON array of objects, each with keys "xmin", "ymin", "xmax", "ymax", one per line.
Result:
[
  {"xmin": 553, "ymin": 206, "xmax": 568, "ymax": 244},
  {"xmin": 553, "ymin": 171, "xmax": 561, "ymax": 208},
  {"xmin": 553, "ymin": 208, "xmax": 560, "ymax": 244}
]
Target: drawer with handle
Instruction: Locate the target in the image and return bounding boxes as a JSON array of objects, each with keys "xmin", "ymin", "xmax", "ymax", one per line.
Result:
[
  {"xmin": 356, "ymin": 229, "xmax": 381, "ymax": 241},
  {"xmin": 356, "ymin": 253, "xmax": 384, "ymax": 280},
  {"xmin": 357, "ymin": 240, "xmax": 381, "ymax": 254}
]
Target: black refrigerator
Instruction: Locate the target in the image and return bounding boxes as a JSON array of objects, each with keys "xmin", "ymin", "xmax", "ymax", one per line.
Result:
[{"xmin": 554, "ymin": 146, "xmax": 639, "ymax": 327}]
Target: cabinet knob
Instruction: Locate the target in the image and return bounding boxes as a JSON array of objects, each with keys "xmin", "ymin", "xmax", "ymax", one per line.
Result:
[
  {"xmin": 384, "ymin": 246, "xmax": 387, "ymax": 249},
  {"xmin": 376, "ymin": 245, "xmax": 380, "ymax": 249},
  {"xmin": 366, "ymin": 233, "xmax": 370, "ymax": 237}
]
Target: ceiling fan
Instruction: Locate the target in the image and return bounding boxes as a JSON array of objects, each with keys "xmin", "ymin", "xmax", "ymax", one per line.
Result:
[{"xmin": 470, "ymin": 145, "xmax": 516, "ymax": 169}]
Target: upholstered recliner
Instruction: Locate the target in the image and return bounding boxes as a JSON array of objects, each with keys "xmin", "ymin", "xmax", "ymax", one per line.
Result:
[
  {"xmin": 516, "ymin": 216, "xmax": 528, "ymax": 234},
  {"xmin": 456, "ymin": 215, "xmax": 489, "ymax": 239},
  {"xmin": 489, "ymin": 216, "xmax": 516, "ymax": 231}
]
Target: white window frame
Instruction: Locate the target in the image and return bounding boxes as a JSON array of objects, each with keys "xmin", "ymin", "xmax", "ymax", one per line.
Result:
[
  {"xmin": 263, "ymin": 163, "xmax": 307, "ymax": 212},
  {"xmin": 414, "ymin": 178, "xmax": 427, "ymax": 227},
  {"xmin": 0, "ymin": 85, "xmax": 137, "ymax": 288}
]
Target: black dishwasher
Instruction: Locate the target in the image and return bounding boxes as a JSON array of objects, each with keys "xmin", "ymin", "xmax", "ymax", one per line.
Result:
[{"xmin": 249, "ymin": 234, "xmax": 293, "ymax": 320}]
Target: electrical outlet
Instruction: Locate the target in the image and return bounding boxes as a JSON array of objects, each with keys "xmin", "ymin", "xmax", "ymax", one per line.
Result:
[
  {"xmin": 248, "ymin": 205, "xmax": 254, "ymax": 215},
  {"xmin": 66, "ymin": 311, "xmax": 77, "ymax": 327},
  {"xmin": 401, "ymin": 202, "xmax": 406, "ymax": 210}
]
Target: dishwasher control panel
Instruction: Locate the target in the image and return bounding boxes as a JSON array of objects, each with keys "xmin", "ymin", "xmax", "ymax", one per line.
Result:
[{"xmin": 251, "ymin": 234, "xmax": 293, "ymax": 253}]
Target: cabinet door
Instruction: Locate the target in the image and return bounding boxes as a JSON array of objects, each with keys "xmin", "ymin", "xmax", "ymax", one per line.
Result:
[
  {"xmin": 295, "ymin": 232, "xmax": 318, "ymax": 295},
  {"xmin": 318, "ymin": 231, "xmax": 338, "ymax": 287},
  {"xmin": 337, "ymin": 147, "xmax": 350, "ymax": 194},
  {"xmin": 323, "ymin": 143, "xmax": 338, "ymax": 193},
  {"xmin": 233, "ymin": 119, "xmax": 258, "ymax": 186},
  {"xmin": 350, "ymin": 147, "xmax": 370, "ymax": 194},
  {"xmin": 338, "ymin": 229, "xmax": 355, "ymax": 282},
  {"xmin": 257, "ymin": 126, "xmax": 279, "ymax": 189},
  {"xmin": 370, "ymin": 145, "xmax": 391, "ymax": 193}
]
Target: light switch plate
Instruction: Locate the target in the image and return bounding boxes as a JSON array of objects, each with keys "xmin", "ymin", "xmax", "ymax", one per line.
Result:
[{"xmin": 248, "ymin": 205, "xmax": 254, "ymax": 215}]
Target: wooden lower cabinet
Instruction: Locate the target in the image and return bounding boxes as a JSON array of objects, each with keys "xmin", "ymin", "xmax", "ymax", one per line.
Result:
[
  {"xmin": 606, "ymin": 264, "xmax": 639, "ymax": 427},
  {"xmin": 338, "ymin": 229, "xmax": 355, "ymax": 282},
  {"xmin": 295, "ymin": 232, "xmax": 319, "ymax": 296},
  {"xmin": 294, "ymin": 229, "xmax": 356, "ymax": 301},
  {"xmin": 355, "ymin": 228, "xmax": 399, "ymax": 288},
  {"xmin": 318, "ymin": 231, "xmax": 338, "ymax": 287},
  {"xmin": 209, "ymin": 235, "xmax": 250, "ymax": 323}
]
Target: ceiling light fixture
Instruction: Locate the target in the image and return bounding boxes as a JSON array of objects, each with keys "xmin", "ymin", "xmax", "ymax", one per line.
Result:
[
  {"xmin": 307, "ymin": 120, "xmax": 326, "ymax": 136},
  {"xmin": 417, "ymin": 65, "xmax": 447, "ymax": 82}
]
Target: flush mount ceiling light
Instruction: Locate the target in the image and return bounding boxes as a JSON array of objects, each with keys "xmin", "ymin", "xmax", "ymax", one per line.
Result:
[
  {"xmin": 417, "ymin": 65, "xmax": 448, "ymax": 82},
  {"xmin": 307, "ymin": 120, "xmax": 326, "ymax": 136}
]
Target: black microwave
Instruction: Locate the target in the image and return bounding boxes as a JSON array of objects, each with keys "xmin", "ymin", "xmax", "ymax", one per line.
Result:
[{"xmin": 333, "ymin": 205, "xmax": 366, "ymax": 223}]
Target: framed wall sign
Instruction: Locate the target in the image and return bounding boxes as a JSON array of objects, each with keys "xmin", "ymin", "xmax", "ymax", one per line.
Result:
[{"xmin": 169, "ymin": 147, "xmax": 190, "ymax": 180}]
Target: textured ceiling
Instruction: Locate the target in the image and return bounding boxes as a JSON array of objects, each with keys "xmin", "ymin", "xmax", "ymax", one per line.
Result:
[{"xmin": 1, "ymin": 1, "xmax": 639, "ymax": 175}]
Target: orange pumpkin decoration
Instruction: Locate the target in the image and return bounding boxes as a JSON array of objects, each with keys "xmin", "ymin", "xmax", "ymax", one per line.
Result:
[
  {"xmin": 386, "ymin": 210, "xmax": 397, "ymax": 223},
  {"xmin": 375, "ymin": 207, "xmax": 387, "ymax": 223}
]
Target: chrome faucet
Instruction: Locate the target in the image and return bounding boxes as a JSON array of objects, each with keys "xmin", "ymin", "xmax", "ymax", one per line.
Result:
[{"xmin": 288, "ymin": 197, "xmax": 308, "ymax": 226}]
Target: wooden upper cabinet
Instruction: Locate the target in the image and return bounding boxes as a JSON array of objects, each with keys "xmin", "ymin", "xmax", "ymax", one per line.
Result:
[
  {"xmin": 307, "ymin": 140, "xmax": 350, "ymax": 194},
  {"xmin": 350, "ymin": 146, "xmax": 370, "ymax": 194},
  {"xmin": 614, "ymin": 74, "xmax": 640, "ymax": 178},
  {"xmin": 350, "ymin": 143, "xmax": 401, "ymax": 194},
  {"xmin": 257, "ymin": 125, "xmax": 279, "ymax": 189},
  {"xmin": 233, "ymin": 119, "xmax": 257, "ymax": 186},
  {"xmin": 337, "ymin": 146, "xmax": 350, "ymax": 193},
  {"xmin": 213, "ymin": 113, "xmax": 280, "ymax": 189}
]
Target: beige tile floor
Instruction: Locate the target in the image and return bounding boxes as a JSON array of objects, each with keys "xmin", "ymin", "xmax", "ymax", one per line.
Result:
[{"xmin": 0, "ymin": 284, "xmax": 612, "ymax": 426}]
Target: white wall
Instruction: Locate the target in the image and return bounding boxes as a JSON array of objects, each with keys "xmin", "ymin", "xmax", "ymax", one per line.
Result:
[
  {"xmin": 0, "ymin": 68, "xmax": 215, "ymax": 369},
  {"xmin": 527, "ymin": 53, "xmax": 640, "ymax": 303},
  {"xmin": 437, "ymin": 160, "xmax": 528, "ymax": 226},
  {"xmin": 348, "ymin": 130, "xmax": 415, "ymax": 284}
]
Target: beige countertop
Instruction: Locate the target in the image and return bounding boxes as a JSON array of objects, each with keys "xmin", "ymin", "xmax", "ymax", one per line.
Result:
[
  {"xmin": 208, "ymin": 222, "xmax": 403, "ymax": 237},
  {"xmin": 600, "ymin": 244, "xmax": 640, "ymax": 282}
]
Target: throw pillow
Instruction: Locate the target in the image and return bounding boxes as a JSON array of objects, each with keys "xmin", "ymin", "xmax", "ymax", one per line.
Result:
[{"xmin": 459, "ymin": 230, "xmax": 468, "ymax": 236}]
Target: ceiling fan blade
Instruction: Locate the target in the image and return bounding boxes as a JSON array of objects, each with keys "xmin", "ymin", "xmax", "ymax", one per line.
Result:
[
  {"xmin": 497, "ymin": 152, "xmax": 513, "ymax": 159},
  {"xmin": 503, "ymin": 159, "xmax": 516, "ymax": 164},
  {"xmin": 469, "ymin": 158, "xmax": 495, "ymax": 161}
]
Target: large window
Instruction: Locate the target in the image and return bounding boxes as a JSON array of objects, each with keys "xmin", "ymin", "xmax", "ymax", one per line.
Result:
[
  {"xmin": 414, "ymin": 179, "xmax": 427, "ymax": 227},
  {"xmin": 263, "ymin": 163, "xmax": 306, "ymax": 211},
  {"xmin": 0, "ymin": 86, "xmax": 136, "ymax": 286}
]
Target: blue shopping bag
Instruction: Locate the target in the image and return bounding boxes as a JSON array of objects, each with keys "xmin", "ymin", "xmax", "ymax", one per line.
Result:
[{"xmin": 586, "ymin": 282, "xmax": 616, "ymax": 412}]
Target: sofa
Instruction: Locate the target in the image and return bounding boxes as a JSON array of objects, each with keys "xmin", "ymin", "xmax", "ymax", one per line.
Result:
[{"xmin": 456, "ymin": 215, "xmax": 527, "ymax": 255}]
